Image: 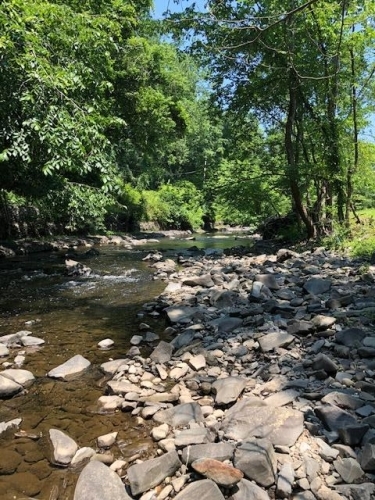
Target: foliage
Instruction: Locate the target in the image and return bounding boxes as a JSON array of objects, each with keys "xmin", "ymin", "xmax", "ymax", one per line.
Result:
[{"xmin": 142, "ymin": 181, "xmax": 205, "ymax": 230}]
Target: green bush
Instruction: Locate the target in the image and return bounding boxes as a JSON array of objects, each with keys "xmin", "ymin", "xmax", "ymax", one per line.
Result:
[{"xmin": 142, "ymin": 181, "xmax": 205, "ymax": 230}]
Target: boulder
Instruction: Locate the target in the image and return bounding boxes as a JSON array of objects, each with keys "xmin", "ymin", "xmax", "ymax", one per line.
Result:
[
  {"xmin": 47, "ymin": 355, "xmax": 91, "ymax": 380},
  {"xmin": 49, "ymin": 429, "xmax": 78, "ymax": 466},
  {"xmin": 234, "ymin": 438, "xmax": 277, "ymax": 487},
  {"xmin": 173, "ymin": 479, "xmax": 225, "ymax": 500}
]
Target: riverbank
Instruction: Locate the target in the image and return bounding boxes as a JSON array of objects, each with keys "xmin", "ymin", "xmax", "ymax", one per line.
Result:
[{"xmin": 1, "ymin": 240, "xmax": 375, "ymax": 499}]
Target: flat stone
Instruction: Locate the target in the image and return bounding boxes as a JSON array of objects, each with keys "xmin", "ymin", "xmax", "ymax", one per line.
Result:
[
  {"xmin": 183, "ymin": 274, "xmax": 215, "ymax": 287},
  {"xmin": 212, "ymin": 377, "xmax": 247, "ymax": 405},
  {"xmin": 107, "ymin": 380, "xmax": 142, "ymax": 396},
  {"xmin": 127, "ymin": 450, "xmax": 181, "ymax": 496},
  {"xmin": 181, "ymin": 443, "xmax": 235, "ymax": 465},
  {"xmin": 255, "ymin": 274, "xmax": 280, "ymax": 290},
  {"xmin": 234, "ymin": 438, "xmax": 277, "ymax": 487},
  {"xmin": 73, "ymin": 460, "xmax": 132, "ymax": 500},
  {"xmin": 335, "ymin": 328, "xmax": 366, "ymax": 347},
  {"xmin": 173, "ymin": 479, "xmax": 225, "ymax": 500},
  {"xmin": 315, "ymin": 438, "xmax": 339, "ymax": 462},
  {"xmin": 312, "ymin": 354, "xmax": 339, "ymax": 374},
  {"xmin": 97, "ymin": 431, "xmax": 118, "ymax": 448},
  {"xmin": 303, "ymin": 278, "xmax": 332, "ymax": 295},
  {"xmin": 49, "ymin": 429, "xmax": 78, "ymax": 466},
  {"xmin": 334, "ymin": 457, "xmax": 364, "ymax": 483},
  {"xmin": 287, "ymin": 320, "xmax": 314, "ymax": 335},
  {"xmin": 192, "ymin": 458, "xmax": 243, "ymax": 487},
  {"xmin": 175, "ymin": 428, "xmax": 214, "ymax": 447},
  {"xmin": 98, "ymin": 338, "xmax": 114, "ymax": 348},
  {"xmin": 258, "ymin": 332, "xmax": 295, "ymax": 352},
  {"xmin": 221, "ymin": 399, "xmax": 304, "ymax": 446},
  {"xmin": 21, "ymin": 335, "xmax": 45, "ymax": 346},
  {"xmin": 210, "ymin": 316, "xmax": 243, "ymax": 333},
  {"xmin": 150, "ymin": 341, "xmax": 173, "ymax": 363},
  {"xmin": 71, "ymin": 447, "xmax": 96, "ymax": 467},
  {"xmin": 312, "ymin": 315, "xmax": 336, "ymax": 330},
  {"xmin": 0, "ymin": 374, "xmax": 23, "ymax": 397},
  {"xmin": 315, "ymin": 404, "xmax": 358, "ymax": 432},
  {"xmin": 0, "ymin": 418, "xmax": 22, "ymax": 435},
  {"xmin": 335, "ymin": 483, "xmax": 375, "ymax": 500},
  {"xmin": 165, "ymin": 306, "xmax": 199, "ymax": 323},
  {"xmin": 360, "ymin": 443, "xmax": 375, "ymax": 470},
  {"xmin": 264, "ymin": 389, "xmax": 299, "ymax": 407},
  {"xmin": 98, "ymin": 395, "xmax": 124, "ymax": 411},
  {"xmin": 1, "ymin": 368, "xmax": 35, "ymax": 386},
  {"xmin": 47, "ymin": 354, "xmax": 91, "ymax": 380},
  {"xmin": 188, "ymin": 354, "xmax": 206, "ymax": 371},
  {"xmin": 321, "ymin": 391, "xmax": 364, "ymax": 410},
  {"xmin": 338, "ymin": 425, "xmax": 369, "ymax": 446},
  {"xmin": 100, "ymin": 359, "xmax": 128, "ymax": 375},
  {"xmin": 153, "ymin": 402, "xmax": 204, "ymax": 427}
]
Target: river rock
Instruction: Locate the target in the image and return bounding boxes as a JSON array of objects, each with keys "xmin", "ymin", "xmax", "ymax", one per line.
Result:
[
  {"xmin": 153, "ymin": 402, "xmax": 204, "ymax": 427},
  {"xmin": 191, "ymin": 458, "xmax": 243, "ymax": 487},
  {"xmin": 183, "ymin": 274, "xmax": 215, "ymax": 287},
  {"xmin": 1, "ymin": 368, "xmax": 35, "ymax": 386},
  {"xmin": 181, "ymin": 442, "xmax": 235, "ymax": 465},
  {"xmin": 335, "ymin": 327, "xmax": 366, "ymax": 347},
  {"xmin": 173, "ymin": 479, "xmax": 225, "ymax": 500},
  {"xmin": 0, "ymin": 374, "xmax": 23, "ymax": 397},
  {"xmin": 312, "ymin": 353, "xmax": 339, "ymax": 375},
  {"xmin": 150, "ymin": 341, "xmax": 173, "ymax": 363},
  {"xmin": 21, "ymin": 335, "xmax": 45, "ymax": 346},
  {"xmin": 73, "ymin": 460, "xmax": 132, "ymax": 500},
  {"xmin": 49, "ymin": 429, "xmax": 78, "ymax": 466},
  {"xmin": 258, "ymin": 332, "xmax": 295, "ymax": 352},
  {"xmin": 221, "ymin": 399, "xmax": 304, "ymax": 446},
  {"xmin": 335, "ymin": 483, "xmax": 375, "ymax": 500},
  {"xmin": 315, "ymin": 404, "xmax": 358, "ymax": 432},
  {"xmin": 47, "ymin": 354, "xmax": 91, "ymax": 380},
  {"xmin": 360, "ymin": 443, "xmax": 375, "ymax": 470},
  {"xmin": 228, "ymin": 478, "xmax": 270, "ymax": 500},
  {"xmin": 0, "ymin": 418, "xmax": 22, "ymax": 435},
  {"xmin": 303, "ymin": 278, "xmax": 332, "ymax": 295},
  {"xmin": 234, "ymin": 438, "xmax": 277, "ymax": 487},
  {"xmin": 321, "ymin": 391, "xmax": 363, "ymax": 410},
  {"xmin": 334, "ymin": 457, "xmax": 364, "ymax": 483},
  {"xmin": 174, "ymin": 427, "xmax": 214, "ymax": 447},
  {"xmin": 0, "ymin": 344, "xmax": 9, "ymax": 356},
  {"xmin": 165, "ymin": 306, "xmax": 199, "ymax": 323},
  {"xmin": 98, "ymin": 338, "xmax": 114, "ymax": 348},
  {"xmin": 100, "ymin": 359, "xmax": 128, "ymax": 375},
  {"xmin": 97, "ymin": 431, "xmax": 118, "ymax": 448},
  {"xmin": 71, "ymin": 447, "xmax": 96, "ymax": 467},
  {"xmin": 277, "ymin": 462, "xmax": 295, "ymax": 498},
  {"xmin": 127, "ymin": 450, "xmax": 181, "ymax": 496},
  {"xmin": 107, "ymin": 380, "xmax": 142, "ymax": 395},
  {"xmin": 212, "ymin": 377, "xmax": 247, "ymax": 405},
  {"xmin": 65, "ymin": 259, "xmax": 92, "ymax": 277}
]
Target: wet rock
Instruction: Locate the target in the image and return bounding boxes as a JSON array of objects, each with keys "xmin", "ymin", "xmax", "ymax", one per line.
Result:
[
  {"xmin": 127, "ymin": 450, "xmax": 181, "ymax": 496},
  {"xmin": 212, "ymin": 377, "xmax": 247, "ymax": 405},
  {"xmin": 181, "ymin": 442, "xmax": 235, "ymax": 465},
  {"xmin": 97, "ymin": 431, "xmax": 118, "ymax": 448},
  {"xmin": 1, "ymin": 368, "xmax": 35, "ymax": 386},
  {"xmin": 21, "ymin": 335, "xmax": 45, "ymax": 346},
  {"xmin": 173, "ymin": 479, "xmax": 225, "ymax": 500},
  {"xmin": 234, "ymin": 438, "xmax": 277, "ymax": 487},
  {"xmin": 71, "ymin": 447, "xmax": 96, "ymax": 467},
  {"xmin": 98, "ymin": 338, "xmax": 114, "ymax": 349},
  {"xmin": 0, "ymin": 418, "xmax": 22, "ymax": 435},
  {"xmin": 73, "ymin": 460, "xmax": 132, "ymax": 500},
  {"xmin": 191, "ymin": 458, "xmax": 243, "ymax": 487},
  {"xmin": 100, "ymin": 359, "xmax": 128, "ymax": 375},
  {"xmin": 47, "ymin": 354, "xmax": 91, "ymax": 380},
  {"xmin": 0, "ymin": 449, "xmax": 22, "ymax": 474},
  {"xmin": 107, "ymin": 380, "xmax": 142, "ymax": 396},
  {"xmin": 49, "ymin": 429, "xmax": 78, "ymax": 466},
  {"xmin": 221, "ymin": 399, "xmax": 304, "ymax": 446},
  {"xmin": 0, "ymin": 374, "xmax": 23, "ymax": 397},
  {"xmin": 65, "ymin": 259, "xmax": 92, "ymax": 277}
]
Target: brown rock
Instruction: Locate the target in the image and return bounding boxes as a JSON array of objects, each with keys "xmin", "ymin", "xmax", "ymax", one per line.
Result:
[{"xmin": 191, "ymin": 458, "xmax": 244, "ymax": 487}]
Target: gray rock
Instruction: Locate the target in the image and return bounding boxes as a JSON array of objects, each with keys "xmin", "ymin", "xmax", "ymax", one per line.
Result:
[
  {"xmin": 21, "ymin": 335, "xmax": 45, "ymax": 346},
  {"xmin": 174, "ymin": 427, "xmax": 214, "ymax": 447},
  {"xmin": 264, "ymin": 389, "xmax": 299, "ymax": 407},
  {"xmin": 335, "ymin": 327, "xmax": 366, "ymax": 347},
  {"xmin": 334, "ymin": 457, "xmax": 364, "ymax": 483},
  {"xmin": 360, "ymin": 443, "xmax": 375, "ymax": 470},
  {"xmin": 321, "ymin": 391, "xmax": 364, "ymax": 410},
  {"xmin": 315, "ymin": 404, "xmax": 358, "ymax": 432},
  {"xmin": 258, "ymin": 332, "xmax": 295, "ymax": 352},
  {"xmin": 181, "ymin": 443, "xmax": 235, "ymax": 465},
  {"xmin": 276, "ymin": 248, "xmax": 300, "ymax": 262},
  {"xmin": 312, "ymin": 353, "xmax": 339, "ymax": 374},
  {"xmin": 173, "ymin": 479, "xmax": 225, "ymax": 500},
  {"xmin": 228, "ymin": 478, "xmax": 270, "ymax": 500},
  {"xmin": 171, "ymin": 330, "xmax": 196, "ymax": 350},
  {"xmin": 210, "ymin": 316, "xmax": 243, "ymax": 333},
  {"xmin": 212, "ymin": 377, "xmax": 247, "ymax": 405},
  {"xmin": 303, "ymin": 278, "xmax": 332, "ymax": 295},
  {"xmin": 316, "ymin": 438, "xmax": 339, "ymax": 461},
  {"xmin": 221, "ymin": 399, "xmax": 304, "ymax": 446},
  {"xmin": 335, "ymin": 483, "xmax": 375, "ymax": 500},
  {"xmin": 73, "ymin": 460, "xmax": 131, "ymax": 500},
  {"xmin": 127, "ymin": 450, "xmax": 181, "ymax": 496},
  {"xmin": 255, "ymin": 274, "xmax": 280, "ymax": 290},
  {"xmin": 287, "ymin": 320, "xmax": 314, "ymax": 335},
  {"xmin": 0, "ymin": 374, "xmax": 23, "ymax": 397},
  {"xmin": 153, "ymin": 402, "xmax": 204, "ymax": 427},
  {"xmin": 0, "ymin": 344, "xmax": 9, "ymax": 357},
  {"xmin": 49, "ymin": 429, "xmax": 78, "ymax": 466},
  {"xmin": 312, "ymin": 315, "xmax": 336, "ymax": 330},
  {"xmin": 100, "ymin": 359, "xmax": 128, "ymax": 375},
  {"xmin": 165, "ymin": 306, "xmax": 198, "ymax": 323},
  {"xmin": 234, "ymin": 438, "xmax": 277, "ymax": 487},
  {"xmin": 183, "ymin": 274, "xmax": 215, "ymax": 287},
  {"xmin": 277, "ymin": 462, "xmax": 295, "ymax": 498},
  {"xmin": 150, "ymin": 341, "xmax": 173, "ymax": 363},
  {"xmin": 338, "ymin": 425, "xmax": 369, "ymax": 446},
  {"xmin": 47, "ymin": 354, "xmax": 91, "ymax": 380}
]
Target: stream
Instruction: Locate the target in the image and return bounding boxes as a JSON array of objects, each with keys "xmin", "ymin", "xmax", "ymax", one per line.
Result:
[{"xmin": 0, "ymin": 232, "xmax": 252, "ymax": 499}]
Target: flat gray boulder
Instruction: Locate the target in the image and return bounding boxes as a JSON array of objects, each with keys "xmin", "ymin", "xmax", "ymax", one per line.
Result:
[
  {"xmin": 303, "ymin": 278, "xmax": 332, "ymax": 295},
  {"xmin": 173, "ymin": 479, "xmax": 225, "ymax": 500},
  {"xmin": 153, "ymin": 402, "xmax": 204, "ymax": 427},
  {"xmin": 181, "ymin": 443, "xmax": 235, "ymax": 465},
  {"xmin": 165, "ymin": 306, "xmax": 198, "ymax": 323},
  {"xmin": 234, "ymin": 438, "xmax": 277, "ymax": 487},
  {"xmin": 127, "ymin": 450, "xmax": 181, "ymax": 496},
  {"xmin": 74, "ymin": 460, "xmax": 131, "ymax": 500},
  {"xmin": 258, "ymin": 332, "xmax": 294, "ymax": 352},
  {"xmin": 212, "ymin": 377, "xmax": 247, "ymax": 405},
  {"xmin": 47, "ymin": 354, "xmax": 91, "ymax": 380},
  {"xmin": 221, "ymin": 399, "xmax": 304, "ymax": 446}
]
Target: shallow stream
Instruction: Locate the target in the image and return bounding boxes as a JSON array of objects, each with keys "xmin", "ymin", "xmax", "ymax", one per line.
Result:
[{"xmin": 0, "ymin": 232, "xmax": 252, "ymax": 499}]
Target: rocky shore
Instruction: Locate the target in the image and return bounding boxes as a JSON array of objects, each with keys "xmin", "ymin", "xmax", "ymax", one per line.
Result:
[{"xmin": 2, "ymin": 243, "xmax": 375, "ymax": 499}]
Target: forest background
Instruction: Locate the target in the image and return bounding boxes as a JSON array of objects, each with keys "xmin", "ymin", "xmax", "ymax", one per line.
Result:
[{"xmin": 1, "ymin": 0, "xmax": 375, "ymax": 255}]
